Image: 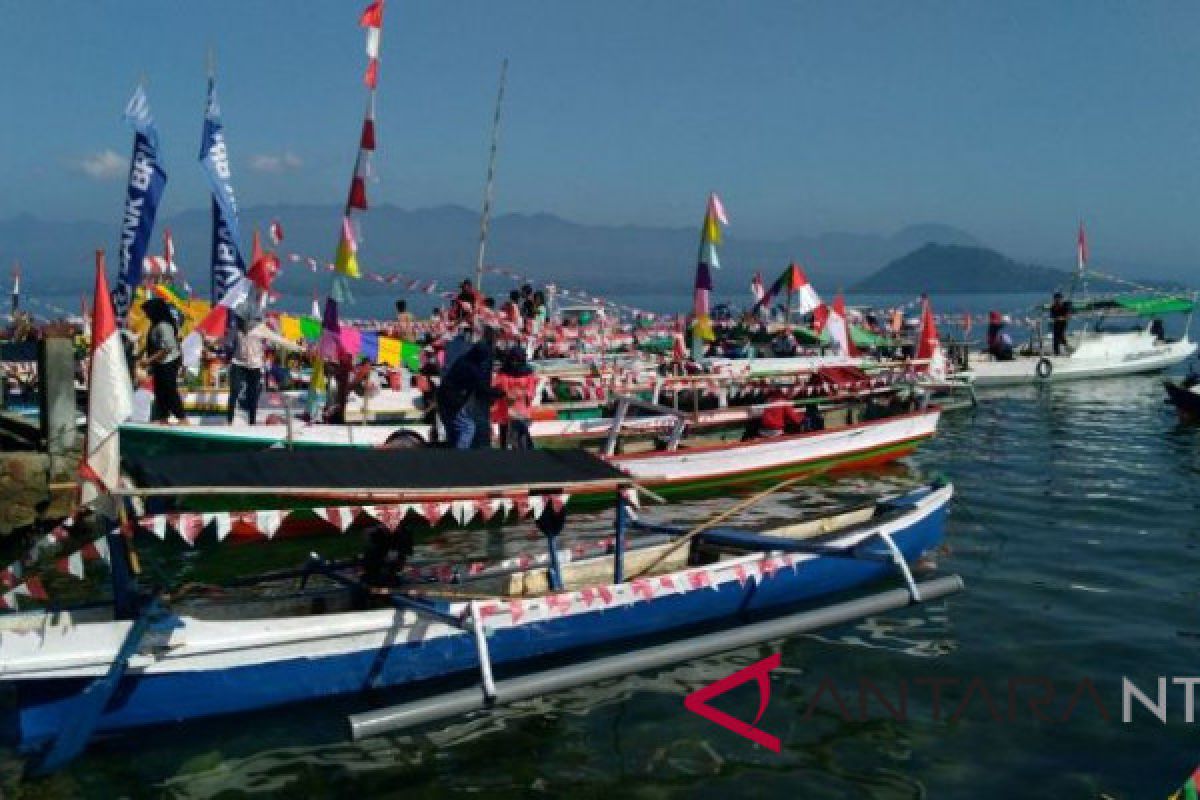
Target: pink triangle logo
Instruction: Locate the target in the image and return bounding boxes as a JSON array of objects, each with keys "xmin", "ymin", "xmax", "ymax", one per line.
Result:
[{"xmin": 684, "ymin": 653, "xmax": 782, "ymax": 752}]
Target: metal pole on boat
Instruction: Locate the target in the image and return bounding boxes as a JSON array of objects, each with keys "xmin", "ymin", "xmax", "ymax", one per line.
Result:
[
  {"xmin": 613, "ymin": 490, "xmax": 627, "ymax": 584},
  {"xmin": 282, "ymin": 393, "xmax": 295, "ymax": 450},
  {"xmin": 474, "ymin": 58, "xmax": 508, "ymax": 293},
  {"xmin": 347, "ymin": 575, "xmax": 965, "ymax": 740},
  {"xmin": 544, "ymin": 532, "xmax": 564, "ymax": 591}
]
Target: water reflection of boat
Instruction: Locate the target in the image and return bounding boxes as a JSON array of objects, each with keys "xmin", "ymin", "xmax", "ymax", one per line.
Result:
[{"xmin": 1164, "ymin": 375, "xmax": 1200, "ymax": 423}]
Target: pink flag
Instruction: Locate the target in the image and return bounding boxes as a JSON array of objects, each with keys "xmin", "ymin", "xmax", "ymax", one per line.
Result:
[{"xmin": 708, "ymin": 192, "xmax": 729, "ymax": 226}]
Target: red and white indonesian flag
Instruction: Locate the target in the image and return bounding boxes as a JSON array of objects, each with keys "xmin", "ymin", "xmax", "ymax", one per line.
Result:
[
  {"xmin": 750, "ymin": 272, "xmax": 764, "ymax": 306},
  {"xmin": 81, "ymin": 252, "xmax": 134, "ymax": 508},
  {"xmin": 360, "ymin": 0, "xmax": 384, "ymax": 88},
  {"xmin": 790, "ymin": 264, "xmax": 821, "ymax": 314},
  {"xmin": 143, "ymin": 228, "xmax": 177, "ymax": 276},
  {"xmin": 916, "ymin": 297, "xmax": 946, "ymax": 379},
  {"xmin": 181, "ymin": 276, "xmax": 252, "ymax": 368},
  {"xmin": 819, "ymin": 293, "xmax": 857, "ymax": 358}
]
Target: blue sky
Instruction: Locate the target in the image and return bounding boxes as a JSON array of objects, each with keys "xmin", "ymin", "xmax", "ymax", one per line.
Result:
[{"xmin": 2, "ymin": 1, "xmax": 1199, "ymax": 275}]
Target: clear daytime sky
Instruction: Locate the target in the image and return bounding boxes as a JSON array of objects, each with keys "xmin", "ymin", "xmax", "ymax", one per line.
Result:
[{"xmin": 1, "ymin": 1, "xmax": 1199, "ymax": 274}]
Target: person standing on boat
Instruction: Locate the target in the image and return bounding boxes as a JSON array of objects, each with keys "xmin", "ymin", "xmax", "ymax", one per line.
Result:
[
  {"xmin": 392, "ymin": 300, "xmax": 415, "ymax": 342},
  {"xmin": 985, "ymin": 311, "xmax": 1014, "ymax": 361},
  {"xmin": 452, "ymin": 279, "xmax": 482, "ymax": 322},
  {"xmin": 437, "ymin": 341, "xmax": 492, "ymax": 449},
  {"xmin": 470, "ymin": 327, "xmax": 498, "ymax": 448},
  {"xmin": 139, "ymin": 297, "xmax": 187, "ymax": 424},
  {"xmin": 227, "ymin": 311, "xmax": 265, "ymax": 425},
  {"xmin": 492, "ymin": 346, "xmax": 537, "ymax": 449},
  {"xmin": 1050, "ymin": 292, "xmax": 1071, "ymax": 356}
]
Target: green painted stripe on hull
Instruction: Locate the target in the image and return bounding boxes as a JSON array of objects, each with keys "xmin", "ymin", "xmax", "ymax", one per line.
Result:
[{"xmin": 639, "ymin": 436, "xmax": 929, "ymax": 499}]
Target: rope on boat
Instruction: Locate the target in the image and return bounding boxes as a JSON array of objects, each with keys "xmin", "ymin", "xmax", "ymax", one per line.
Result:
[{"xmin": 626, "ymin": 474, "xmax": 810, "ymax": 580}]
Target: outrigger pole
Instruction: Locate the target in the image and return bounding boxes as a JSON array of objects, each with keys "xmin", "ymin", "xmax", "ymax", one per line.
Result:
[
  {"xmin": 348, "ymin": 575, "xmax": 964, "ymax": 740},
  {"xmin": 474, "ymin": 58, "xmax": 508, "ymax": 293}
]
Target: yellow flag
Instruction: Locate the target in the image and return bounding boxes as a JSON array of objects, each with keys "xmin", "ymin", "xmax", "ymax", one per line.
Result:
[
  {"xmin": 335, "ymin": 216, "xmax": 360, "ymax": 278},
  {"xmin": 703, "ymin": 211, "xmax": 722, "ymax": 246},
  {"xmin": 377, "ymin": 337, "xmax": 402, "ymax": 366},
  {"xmin": 279, "ymin": 315, "xmax": 302, "ymax": 341}
]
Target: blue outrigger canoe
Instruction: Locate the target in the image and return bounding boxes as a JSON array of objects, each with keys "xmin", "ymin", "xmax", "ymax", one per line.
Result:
[{"xmin": 0, "ymin": 449, "xmax": 959, "ymax": 773}]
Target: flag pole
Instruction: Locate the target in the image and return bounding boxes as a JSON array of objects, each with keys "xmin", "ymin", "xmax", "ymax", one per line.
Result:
[
  {"xmin": 785, "ymin": 274, "xmax": 793, "ymax": 333},
  {"xmin": 474, "ymin": 58, "xmax": 509, "ymax": 293}
]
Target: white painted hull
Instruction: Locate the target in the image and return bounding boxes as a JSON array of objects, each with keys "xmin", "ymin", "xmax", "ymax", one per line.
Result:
[
  {"xmin": 969, "ymin": 333, "xmax": 1196, "ymax": 388},
  {"xmin": 611, "ymin": 409, "xmax": 940, "ymax": 489}
]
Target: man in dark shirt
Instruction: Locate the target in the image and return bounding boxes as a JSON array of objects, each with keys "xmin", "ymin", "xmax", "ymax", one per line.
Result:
[{"xmin": 1050, "ymin": 292, "xmax": 1071, "ymax": 356}]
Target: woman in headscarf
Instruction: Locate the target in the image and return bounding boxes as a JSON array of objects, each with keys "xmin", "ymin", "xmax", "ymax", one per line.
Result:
[{"xmin": 140, "ymin": 297, "xmax": 187, "ymax": 424}]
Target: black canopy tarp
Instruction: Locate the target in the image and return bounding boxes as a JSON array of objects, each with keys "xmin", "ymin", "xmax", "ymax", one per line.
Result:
[{"xmin": 124, "ymin": 447, "xmax": 628, "ymax": 495}]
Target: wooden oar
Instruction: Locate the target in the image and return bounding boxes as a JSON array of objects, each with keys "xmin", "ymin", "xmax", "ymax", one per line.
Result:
[{"xmin": 627, "ymin": 472, "xmax": 811, "ymax": 579}]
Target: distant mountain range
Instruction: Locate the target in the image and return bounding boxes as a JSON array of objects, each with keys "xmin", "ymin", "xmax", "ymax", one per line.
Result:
[
  {"xmin": 5, "ymin": 206, "xmax": 1177, "ymax": 301},
  {"xmin": 0, "ymin": 203, "xmax": 981, "ymax": 297},
  {"xmin": 852, "ymin": 243, "xmax": 1181, "ymax": 294}
]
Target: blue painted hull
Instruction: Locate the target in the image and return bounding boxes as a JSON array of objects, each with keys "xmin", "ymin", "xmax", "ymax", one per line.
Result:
[{"xmin": 10, "ymin": 501, "xmax": 946, "ymax": 753}]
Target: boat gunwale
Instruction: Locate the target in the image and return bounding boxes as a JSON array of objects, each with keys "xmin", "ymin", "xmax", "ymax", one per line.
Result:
[{"xmin": 0, "ymin": 484, "xmax": 952, "ymax": 679}]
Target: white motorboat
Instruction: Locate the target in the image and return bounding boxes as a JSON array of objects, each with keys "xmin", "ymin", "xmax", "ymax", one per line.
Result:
[{"xmin": 968, "ymin": 295, "xmax": 1196, "ymax": 388}]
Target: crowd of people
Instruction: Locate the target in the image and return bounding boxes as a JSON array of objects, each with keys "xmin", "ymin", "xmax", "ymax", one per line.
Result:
[{"xmin": 129, "ymin": 279, "xmax": 550, "ymax": 450}]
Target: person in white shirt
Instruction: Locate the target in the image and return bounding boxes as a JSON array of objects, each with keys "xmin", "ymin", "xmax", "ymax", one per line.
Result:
[{"xmin": 227, "ymin": 311, "xmax": 266, "ymax": 424}]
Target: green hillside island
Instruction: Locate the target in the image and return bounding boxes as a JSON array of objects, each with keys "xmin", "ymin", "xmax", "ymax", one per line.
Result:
[{"xmin": 852, "ymin": 243, "xmax": 1074, "ymax": 293}]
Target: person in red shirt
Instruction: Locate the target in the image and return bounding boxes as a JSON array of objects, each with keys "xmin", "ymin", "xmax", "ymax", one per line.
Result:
[
  {"xmin": 491, "ymin": 347, "xmax": 538, "ymax": 448},
  {"xmin": 759, "ymin": 390, "xmax": 803, "ymax": 437}
]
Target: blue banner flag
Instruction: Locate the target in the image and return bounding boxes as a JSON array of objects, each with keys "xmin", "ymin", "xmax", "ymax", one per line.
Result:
[
  {"xmin": 114, "ymin": 85, "xmax": 168, "ymax": 323},
  {"xmin": 198, "ymin": 75, "xmax": 245, "ymax": 303}
]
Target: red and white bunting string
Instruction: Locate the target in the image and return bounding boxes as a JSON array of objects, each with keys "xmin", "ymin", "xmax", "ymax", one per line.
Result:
[
  {"xmin": 335, "ymin": 0, "xmax": 385, "ymax": 284},
  {"xmin": 132, "ymin": 493, "xmax": 571, "ymax": 547},
  {"xmin": 468, "ymin": 551, "xmax": 805, "ymax": 625},
  {"xmin": 0, "ymin": 527, "xmax": 114, "ymax": 612}
]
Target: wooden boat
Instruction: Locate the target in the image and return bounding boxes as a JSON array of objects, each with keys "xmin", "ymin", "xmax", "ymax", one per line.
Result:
[
  {"xmin": 0, "ymin": 448, "xmax": 958, "ymax": 770},
  {"xmin": 607, "ymin": 406, "xmax": 939, "ymax": 498},
  {"xmin": 120, "ymin": 365, "xmax": 916, "ymax": 455},
  {"xmin": 117, "ymin": 395, "xmax": 938, "ymax": 512}
]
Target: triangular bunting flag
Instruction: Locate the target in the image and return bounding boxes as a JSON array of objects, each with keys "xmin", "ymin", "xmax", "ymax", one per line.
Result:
[
  {"xmin": 528, "ymin": 495, "xmax": 546, "ymax": 519},
  {"xmin": 256, "ymin": 510, "xmax": 283, "ymax": 539},
  {"xmin": 23, "ymin": 576, "xmax": 48, "ymax": 601}
]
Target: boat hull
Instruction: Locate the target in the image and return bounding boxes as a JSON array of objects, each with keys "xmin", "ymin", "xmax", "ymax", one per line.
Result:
[
  {"xmin": 969, "ymin": 334, "xmax": 1196, "ymax": 388},
  {"xmin": 2, "ymin": 486, "xmax": 950, "ymax": 752},
  {"xmin": 608, "ymin": 408, "xmax": 939, "ymax": 499},
  {"xmin": 121, "ymin": 409, "xmax": 939, "ymax": 520}
]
